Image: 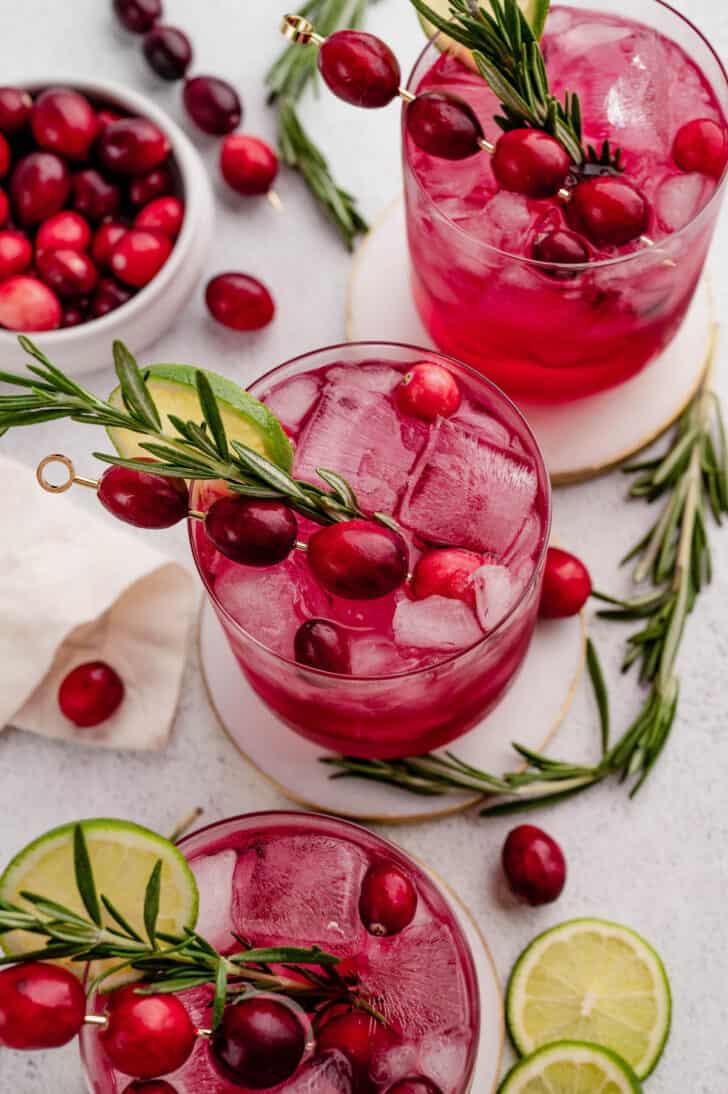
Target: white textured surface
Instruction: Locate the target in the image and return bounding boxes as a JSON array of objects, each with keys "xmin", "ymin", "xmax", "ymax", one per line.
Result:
[{"xmin": 1, "ymin": 1, "xmax": 727, "ymax": 1091}]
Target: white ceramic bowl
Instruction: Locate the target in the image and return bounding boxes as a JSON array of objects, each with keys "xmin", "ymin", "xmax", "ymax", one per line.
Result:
[{"xmin": 0, "ymin": 77, "xmax": 214, "ymax": 376}]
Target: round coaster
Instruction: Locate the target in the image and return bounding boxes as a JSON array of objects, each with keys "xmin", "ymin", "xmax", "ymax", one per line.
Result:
[
  {"xmin": 347, "ymin": 198, "xmax": 713, "ymax": 484},
  {"xmin": 198, "ymin": 598, "xmax": 586, "ymax": 823}
]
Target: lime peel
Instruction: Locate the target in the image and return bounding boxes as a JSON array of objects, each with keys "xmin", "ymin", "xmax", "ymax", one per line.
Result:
[{"xmin": 498, "ymin": 1040, "xmax": 643, "ymax": 1093}]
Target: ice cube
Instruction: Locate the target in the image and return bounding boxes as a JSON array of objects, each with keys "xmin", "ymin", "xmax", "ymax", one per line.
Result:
[
  {"xmin": 470, "ymin": 563, "xmax": 519, "ymax": 632},
  {"xmin": 263, "ymin": 375, "xmax": 321, "ymax": 431},
  {"xmin": 190, "ymin": 851, "xmax": 237, "ymax": 954},
  {"xmin": 399, "ymin": 418, "xmax": 538, "ymax": 557},
  {"xmin": 455, "ymin": 190, "xmax": 533, "ymax": 252},
  {"xmin": 294, "ymin": 383, "xmax": 418, "ymax": 512},
  {"xmin": 393, "ymin": 596, "xmax": 483, "ymax": 652},
  {"xmin": 654, "ymin": 173, "xmax": 710, "ymax": 233},
  {"xmin": 326, "ymin": 362, "xmax": 401, "ymax": 394},
  {"xmin": 349, "ymin": 633, "xmax": 421, "ymax": 676},
  {"xmin": 419, "ymin": 1033, "xmax": 470, "ymax": 1094},
  {"xmin": 232, "ymin": 835, "xmax": 367, "ymax": 951},
  {"xmin": 360, "ymin": 923, "xmax": 470, "ymax": 1038},
  {"xmin": 370, "ymin": 1041, "xmax": 419, "ymax": 1087},
  {"xmin": 278, "ymin": 1052, "xmax": 353, "ymax": 1093},
  {"xmin": 451, "ymin": 399, "xmax": 512, "ymax": 449},
  {"xmin": 560, "ymin": 20, "xmax": 631, "ymax": 51}
]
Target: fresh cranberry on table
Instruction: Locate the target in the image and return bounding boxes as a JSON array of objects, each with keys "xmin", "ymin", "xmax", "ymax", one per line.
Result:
[
  {"xmin": 113, "ymin": 0, "xmax": 163, "ymax": 34},
  {"xmin": 36, "ymin": 248, "xmax": 98, "ymax": 298},
  {"xmin": 92, "ymin": 221, "xmax": 128, "ymax": 268},
  {"xmin": 396, "ymin": 360, "xmax": 461, "ymax": 421},
  {"xmin": 0, "ymin": 275, "xmax": 62, "ymax": 330},
  {"xmin": 220, "ymin": 134, "xmax": 279, "ymax": 196},
  {"xmin": 183, "ymin": 75, "xmax": 242, "ymax": 135},
  {"xmin": 91, "ymin": 275, "xmax": 134, "ymax": 318},
  {"xmin": 129, "ymin": 164, "xmax": 173, "ymax": 206},
  {"xmin": 99, "ymin": 117, "xmax": 170, "ymax": 175},
  {"xmin": 36, "ymin": 209, "xmax": 92, "ymax": 253},
  {"xmin": 532, "ymin": 229, "xmax": 590, "ymax": 272},
  {"xmin": 294, "ymin": 618, "xmax": 352, "ymax": 674},
  {"xmin": 385, "ymin": 1080, "xmax": 444, "ymax": 1094},
  {"xmin": 492, "ymin": 128, "xmax": 570, "ymax": 198},
  {"xmin": 10, "ymin": 151, "xmax": 70, "ymax": 224},
  {"xmin": 72, "ymin": 168, "xmax": 121, "ymax": 221},
  {"xmin": 31, "ymin": 87, "xmax": 98, "ymax": 160},
  {"xmin": 211, "ymin": 996, "xmax": 307, "ymax": 1089},
  {"xmin": 0, "ymin": 187, "xmax": 7, "ymax": 227},
  {"xmin": 0, "ymin": 86, "xmax": 33, "ymax": 134},
  {"xmin": 0, "ymin": 962, "xmax": 87, "ymax": 1050},
  {"xmin": 411, "ymin": 548, "xmax": 483, "ymax": 605},
  {"xmin": 134, "ymin": 194, "xmax": 184, "ymax": 238},
  {"xmin": 567, "ymin": 176, "xmax": 649, "ymax": 247},
  {"xmin": 205, "ymin": 272, "xmax": 275, "ymax": 331},
  {"xmin": 205, "ymin": 496, "xmax": 298, "ymax": 566},
  {"xmin": 58, "ymin": 660, "xmax": 125, "ymax": 727},
  {"xmin": 406, "ymin": 91, "xmax": 484, "ymax": 160},
  {"xmin": 143, "ymin": 25, "xmax": 193, "ymax": 81},
  {"xmin": 109, "ymin": 228, "xmax": 172, "ymax": 287},
  {"xmin": 308, "ymin": 520, "xmax": 409, "ymax": 600},
  {"xmin": 0, "ymin": 133, "xmax": 9, "ymax": 178},
  {"xmin": 100, "ymin": 985, "xmax": 196, "ymax": 1079},
  {"xmin": 98, "ymin": 463, "xmax": 189, "ymax": 528},
  {"xmin": 673, "ymin": 117, "xmax": 727, "ymax": 179},
  {"xmin": 539, "ymin": 546, "xmax": 592, "ymax": 619},
  {"xmin": 502, "ymin": 824, "xmax": 567, "ymax": 906},
  {"xmin": 0, "ymin": 229, "xmax": 32, "ymax": 279},
  {"xmin": 318, "ymin": 30, "xmax": 401, "ymax": 108},
  {"xmin": 359, "ymin": 861, "xmax": 418, "ymax": 936}
]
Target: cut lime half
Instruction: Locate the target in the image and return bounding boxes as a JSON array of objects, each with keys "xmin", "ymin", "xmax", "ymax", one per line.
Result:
[
  {"xmin": 498, "ymin": 1041, "xmax": 643, "ymax": 1094},
  {"xmin": 0, "ymin": 819, "xmax": 198, "ymax": 986},
  {"xmin": 416, "ymin": 0, "xmax": 549, "ymax": 70},
  {"xmin": 506, "ymin": 918, "xmax": 671, "ymax": 1080},
  {"xmin": 108, "ymin": 363, "xmax": 293, "ymax": 471}
]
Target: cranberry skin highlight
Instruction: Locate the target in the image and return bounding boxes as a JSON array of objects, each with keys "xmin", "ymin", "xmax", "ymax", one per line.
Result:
[
  {"xmin": 294, "ymin": 619, "xmax": 352, "ymax": 674},
  {"xmin": 36, "ymin": 210, "xmax": 92, "ymax": 253},
  {"xmin": 205, "ymin": 497, "xmax": 298, "ymax": 566},
  {"xmin": 308, "ymin": 520, "xmax": 409, "ymax": 600},
  {"xmin": 492, "ymin": 129, "xmax": 570, "ymax": 198},
  {"xmin": 406, "ymin": 92, "xmax": 483, "ymax": 160},
  {"xmin": 502, "ymin": 824, "xmax": 567, "ymax": 906},
  {"xmin": 359, "ymin": 862, "xmax": 418, "ymax": 936},
  {"xmin": 206, "ymin": 272, "xmax": 275, "ymax": 331},
  {"xmin": 0, "ymin": 87, "xmax": 33, "ymax": 134},
  {"xmin": 673, "ymin": 118, "xmax": 727, "ymax": 179},
  {"xmin": 0, "ymin": 275, "xmax": 62, "ymax": 331},
  {"xmin": 0, "ymin": 962, "xmax": 86, "ymax": 1050},
  {"xmin": 396, "ymin": 361, "xmax": 461, "ymax": 421},
  {"xmin": 539, "ymin": 546, "xmax": 592, "ymax": 619},
  {"xmin": 134, "ymin": 195, "xmax": 184, "ymax": 238},
  {"xmin": 114, "ymin": 0, "xmax": 163, "ymax": 34},
  {"xmin": 100, "ymin": 986, "xmax": 197, "ymax": 1079},
  {"xmin": 98, "ymin": 464, "xmax": 189, "ymax": 529},
  {"xmin": 10, "ymin": 152, "xmax": 71, "ymax": 225},
  {"xmin": 31, "ymin": 87, "xmax": 98, "ymax": 160},
  {"xmin": 411, "ymin": 548, "xmax": 483, "ymax": 605},
  {"xmin": 567, "ymin": 177, "xmax": 649, "ymax": 247},
  {"xmin": 211, "ymin": 996, "xmax": 307, "ymax": 1089},
  {"xmin": 220, "ymin": 134, "xmax": 279, "ymax": 196},
  {"xmin": 319, "ymin": 30, "xmax": 401, "ymax": 108},
  {"xmin": 183, "ymin": 76, "xmax": 242, "ymax": 136},
  {"xmin": 143, "ymin": 26, "xmax": 193, "ymax": 81},
  {"xmin": 58, "ymin": 661, "xmax": 125, "ymax": 728}
]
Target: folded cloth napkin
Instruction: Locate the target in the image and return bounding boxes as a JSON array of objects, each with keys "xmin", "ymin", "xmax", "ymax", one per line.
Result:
[{"xmin": 0, "ymin": 455, "xmax": 198, "ymax": 750}]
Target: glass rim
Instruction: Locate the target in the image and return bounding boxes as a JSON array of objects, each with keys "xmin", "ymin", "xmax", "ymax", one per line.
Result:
[
  {"xmin": 404, "ymin": 0, "xmax": 728, "ymax": 272},
  {"xmin": 189, "ymin": 339, "xmax": 552, "ymax": 683}
]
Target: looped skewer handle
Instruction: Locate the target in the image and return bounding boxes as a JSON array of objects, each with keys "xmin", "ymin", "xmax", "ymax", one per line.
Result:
[
  {"xmin": 36, "ymin": 454, "xmax": 98, "ymax": 494},
  {"xmin": 280, "ymin": 14, "xmax": 324, "ymax": 46}
]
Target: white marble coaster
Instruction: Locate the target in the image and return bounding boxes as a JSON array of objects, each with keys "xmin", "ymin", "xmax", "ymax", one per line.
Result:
[
  {"xmin": 347, "ymin": 198, "xmax": 713, "ymax": 484},
  {"xmin": 198, "ymin": 598, "xmax": 586, "ymax": 823}
]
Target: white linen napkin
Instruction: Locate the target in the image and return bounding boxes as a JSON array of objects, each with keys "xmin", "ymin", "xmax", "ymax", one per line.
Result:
[{"xmin": 0, "ymin": 455, "xmax": 198, "ymax": 749}]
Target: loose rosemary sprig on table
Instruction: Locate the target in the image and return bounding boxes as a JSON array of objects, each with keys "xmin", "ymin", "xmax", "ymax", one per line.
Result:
[
  {"xmin": 266, "ymin": 0, "xmax": 375, "ymax": 249},
  {"xmin": 0, "ymin": 337, "xmax": 398, "ymax": 533},
  {"xmin": 409, "ymin": 0, "xmax": 623, "ymax": 170},
  {"xmin": 0, "ymin": 826, "xmax": 373, "ymax": 1032}
]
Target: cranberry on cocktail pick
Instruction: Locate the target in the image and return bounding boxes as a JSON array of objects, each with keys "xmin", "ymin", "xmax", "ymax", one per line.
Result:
[
  {"xmin": 31, "ymin": 87, "xmax": 98, "ymax": 160},
  {"xmin": 502, "ymin": 824, "xmax": 567, "ymax": 906},
  {"xmin": 406, "ymin": 91, "xmax": 484, "ymax": 160},
  {"xmin": 294, "ymin": 618, "xmax": 351, "ymax": 674},
  {"xmin": 411, "ymin": 548, "xmax": 484, "ymax": 605},
  {"xmin": 532, "ymin": 229, "xmax": 590, "ymax": 274},
  {"xmin": 359, "ymin": 861, "xmax": 417, "ymax": 936},
  {"xmin": 183, "ymin": 76, "xmax": 242, "ymax": 135},
  {"xmin": 220, "ymin": 134, "xmax": 279, "ymax": 197},
  {"xmin": 492, "ymin": 128, "xmax": 570, "ymax": 199},
  {"xmin": 210, "ymin": 996, "xmax": 307, "ymax": 1089},
  {"xmin": 58, "ymin": 661, "xmax": 125, "ymax": 728},
  {"xmin": 673, "ymin": 118, "xmax": 727, "ymax": 179},
  {"xmin": 143, "ymin": 26, "xmax": 193, "ymax": 82},
  {"xmin": 100, "ymin": 985, "xmax": 197, "ymax": 1079},
  {"xmin": 206, "ymin": 272, "xmax": 275, "ymax": 331},
  {"xmin": 204, "ymin": 496, "xmax": 298, "ymax": 566},
  {"xmin": 0, "ymin": 86, "xmax": 33, "ymax": 134},
  {"xmin": 318, "ymin": 30, "xmax": 401, "ymax": 108},
  {"xmin": 113, "ymin": 0, "xmax": 163, "ymax": 34},
  {"xmin": 98, "ymin": 463, "xmax": 190, "ymax": 528},
  {"xmin": 396, "ymin": 361, "xmax": 461, "ymax": 421},
  {"xmin": 539, "ymin": 546, "xmax": 592, "ymax": 619},
  {"xmin": 567, "ymin": 176, "xmax": 649, "ymax": 247},
  {"xmin": 0, "ymin": 962, "xmax": 87, "ymax": 1050},
  {"xmin": 308, "ymin": 519, "xmax": 409, "ymax": 600}
]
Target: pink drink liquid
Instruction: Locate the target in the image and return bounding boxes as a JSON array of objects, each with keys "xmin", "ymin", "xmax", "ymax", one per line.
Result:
[
  {"xmin": 190, "ymin": 346, "xmax": 550, "ymax": 758},
  {"xmin": 405, "ymin": 5, "xmax": 727, "ymax": 401},
  {"xmin": 81, "ymin": 812, "xmax": 481, "ymax": 1093}
]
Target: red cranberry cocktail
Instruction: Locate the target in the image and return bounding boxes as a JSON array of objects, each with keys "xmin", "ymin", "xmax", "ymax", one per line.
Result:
[
  {"xmin": 81, "ymin": 811, "xmax": 481, "ymax": 1093},
  {"xmin": 404, "ymin": 1, "xmax": 728, "ymax": 401},
  {"xmin": 190, "ymin": 343, "xmax": 551, "ymax": 759}
]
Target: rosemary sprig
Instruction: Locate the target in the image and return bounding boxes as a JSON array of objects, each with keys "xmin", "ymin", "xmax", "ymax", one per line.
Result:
[
  {"xmin": 0, "ymin": 825, "xmax": 374, "ymax": 1030},
  {"xmin": 409, "ymin": 0, "xmax": 623, "ymax": 170},
  {"xmin": 0, "ymin": 337, "xmax": 398, "ymax": 533}
]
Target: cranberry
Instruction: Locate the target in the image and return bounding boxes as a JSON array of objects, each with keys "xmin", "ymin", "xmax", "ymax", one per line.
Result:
[
  {"xmin": 100, "ymin": 985, "xmax": 196, "ymax": 1079},
  {"xmin": 317, "ymin": 1010, "xmax": 386, "ymax": 1077},
  {"xmin": 134, "ymin": 195, "xmax": 184, "ymax": 238},
  {"xmin": 205, "ymin": 496, "xmax": 297, "ymax": 566},
  {"xmin": 0, "ymin": 275, "xmax": 61, "ymax": 331},
  {"xmin": 92, "ymin": 221, "xmax": 128, "ymax": 268},
  {"xmin": 308, "ymin": 520, "xmax": 409, "ymax": 600},
  {"xmin": 91, "ymin": 276, "xmax": 134, "ymax": 318},
  {"xmin": 0, "ymin": 87, "xmax": 33, "ymax": 134},
  {"xmin": 36, "ymin": 210, "xmax": 92, "ymax": 253},
  {"xmin": 110, "ymin": 228, "xmax": 172, "ymax": 287},
  {"xmin": 502, "ymin": 824, "xmax": 566, "ymax": 905},
  {"xmin": 0, "ymin": 230, "xmax": 32, "ymax": 279},
  {"xmin": 37, "ymin": 248, "xmax": 98, "ymax": 298},
  {"xmin": 113, "ymin": 0, "xmax": 163, "ymax": 34},
  {"xmin": 492, "ymin": 129, "xmax": 570, "ymax": 198},
  {"xmin": 0, "ymin": 187, "xmax": 7, "ymax": 227},
  {"xmin": 397, "ymin": 361, "xmax": 461, "ymax": 421},
  {"xmin": 10, "ymin": 152, "xmax": 70, "ymax": 225},
  {"xmin": 97, "ymin": 108, "xmax": 124, "ymax": 132},
  {"xmin": 122, "ymin": 1084, "xmax": 178, "ymax": 1094},
  {"xmin": 294, "ymin": 619, "xmax": 351, "ymax": 674},
  {"xmin": 220, "ymin": 134, "xmax": 279, "ymax": 196},
  {"xmin": 319, "ymin": 30, "xmax": 401, "ymax": 108},
  {"xmin": 98, "ymin": 463, "xmax": 189, "ymax": 528},
  {"xmin": 359, "ymin": 862, "xmax": 417, "ymax": 936},
  {"xmin": 31, "ymin": 87, "xmax": 97, "ymax": 160},
  {"xmin": 406, "ymin": 91, "xmax": 483, "ymax": 159},
  {"xmin": 0, "ymin": 962, "xmax": 86, "ymax": 1050},
  {"xmin": 58, "ymin": 661, "xmax": 125, "ymax": 727},
  {"xmin": 129, "ymin": 165, "xmax": 173, "ymax": 206},
  {"xmin": 62, "ymin": 303, "xmax": 86, "ymax": 327},
  {"xmin": 99, "ymin": 117, "xmax": 170, "ymax": 175},
  {"xmin": 183, "ymin": 76, "xmax": 242, "ymax": 136},
  {"xmin": 211, "ymin": 996, "xmax": 307, "ymax": 1089},
  {"xmin": 205, "ymin": 272, "xmax": 274, "ymax": 331},
  {"xmin": 567, "ymin": 177, "xmax": 649, "ymax": 247},
  {"xmin": 72, "ymin": 169, "xmax": 121, "ymax": 221},
  {"xmin": 0, "ymin": 133, "xmax": 9, "ymax": 178},
  {"xmin": 673, "ymin": 118, "xmax": 727, "ymax": 179},
  {"xmin": 532, "ymin": 228, "xmax": 590, "ymax": 274},
  {"xmin": 386, "ymin": 1081, "xmax": 443, "ymax": 1094},
  {"xmin": 411, "ymin": 548, "xmax": 483, "ymax": 605},
  {"xmin": 143, "ymin": 25, "xmax": 193, "ymax": 81},
  {"xmin": 539, "ymin": 546, "xmax": 591, "ymax": 619}
]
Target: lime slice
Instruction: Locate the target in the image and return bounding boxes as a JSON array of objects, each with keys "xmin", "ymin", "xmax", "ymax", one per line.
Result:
[
  {"xmin": 507, "ymin": 919, "xmax": 671, "ymax": 1080},
  {"xmin": 108, "ymin": 363, "xmax": 293, "ymax": 471},
  {"xmin": 498, "ymin": 1041, "xmax": 643, "ymax": 1094},
  {"xmin": 416, "ymin": 0, "xmax": 549, "ymax": 69},
  {"xmin": 0, "ymin": 819, "xmax": 198, "ymax": 986}
]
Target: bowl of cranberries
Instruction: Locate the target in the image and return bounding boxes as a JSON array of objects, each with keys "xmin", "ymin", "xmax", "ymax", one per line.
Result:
[{"xmin": 0, "ymin": 77, "xmax": 212, "ymax": 373}]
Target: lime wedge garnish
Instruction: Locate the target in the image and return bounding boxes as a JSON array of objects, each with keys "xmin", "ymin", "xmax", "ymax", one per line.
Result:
[
  {"xmin": 498, "ymin": 1041, "xmax": 643, "ymax": 1093},
  {"xmin": 416, "ymin": 0, "xmax": 549, "ymax": 69},
  {"xmin": 506, "ymin": 918, "xmax": 671, "ymax": 1080},
  {"xmin": 0, "ymin": 819, "xmax": 198, "ymax": 985},
  {"xmin": 108, "ymin": 363, "xmax": 293, "ymax": 471}
]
